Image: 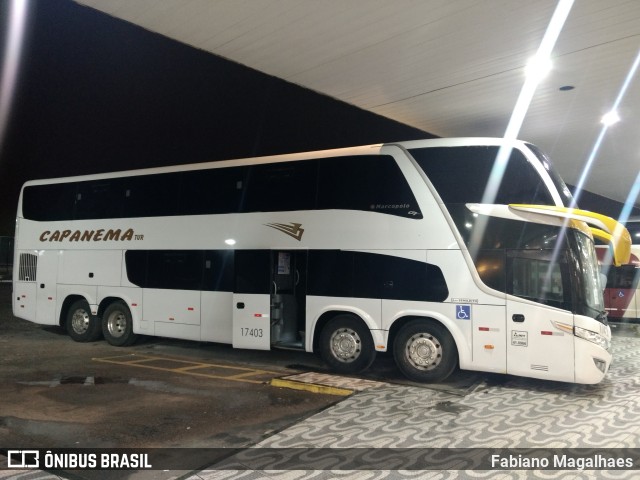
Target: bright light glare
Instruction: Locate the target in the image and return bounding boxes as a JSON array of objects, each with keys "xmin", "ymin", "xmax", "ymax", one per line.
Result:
[
  {"xmin": 470, "ymin": 0, "xmax": 574, "ymax": 260},
  {"xmin": 571, "ymin": 47, "xmax": 640, "ymax": 208},
  {"xmin": 480, "ymin": 0, "xmax": 574, "ymax": 207},
  {"xmin": 224, "ymin": 239, "xmax": 236, "ymax": 246},
  {"xmin": 503, "ymin": 0, "xmax": 574, "ymax": 142},
  {"xmin": 525, "ymin": 55, "xmax": 553, "ymax": 83},
  {"xmin": 0, "ymin": 0, "xmax": 28, "ymax": 154},
  {"xmin": 600, "ymin": 110, "xmax": 620, "ymax": 127},
  {"xmin": 616, "ymin": 170, "xmax": 640, "ymax": 230}
]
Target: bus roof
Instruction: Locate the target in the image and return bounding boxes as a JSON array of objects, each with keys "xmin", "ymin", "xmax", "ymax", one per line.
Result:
[{"xmin": 22, "ymin": 137, "xmax": 530, "ymax": 187}]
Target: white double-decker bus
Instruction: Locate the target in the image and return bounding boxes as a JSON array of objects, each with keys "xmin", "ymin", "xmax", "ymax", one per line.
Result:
[{"xmin": 13, "ymin": 138, "xmax": 630, "ymax": 384}]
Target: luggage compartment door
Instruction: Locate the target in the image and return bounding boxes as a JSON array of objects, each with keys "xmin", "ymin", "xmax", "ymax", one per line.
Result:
[
  {"xmin": 36, "ymin": 250, "xmax": 59, "ymax": 324},
  {"xmin": 232, "ymin": 251, "xmax": 271, "ymax": 350}
]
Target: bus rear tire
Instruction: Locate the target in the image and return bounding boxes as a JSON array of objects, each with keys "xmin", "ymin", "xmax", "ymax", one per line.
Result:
[
  {"xmin": 393, "ymin": 320, "xmax": 457, "ymax": 382},
  {"xmin": 320, "ymin": 314, "xmax": 376, "ymax": 374},
  {"xmin": 66, "ymin": 299, "xmax": 102, "ymax": 342},
  {"xmin": 102, "ymin": 301, "xmax": 137, "ymax": 347}
]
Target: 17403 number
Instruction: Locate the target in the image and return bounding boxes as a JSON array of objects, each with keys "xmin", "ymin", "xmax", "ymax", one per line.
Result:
[{"xmin": 240, "ymin": 328, "xmax": 263, "ymax": 338}]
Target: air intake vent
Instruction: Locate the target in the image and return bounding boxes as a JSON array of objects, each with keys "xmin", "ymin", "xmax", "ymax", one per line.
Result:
[
  {"xmin": 18, "ymin": 253, "xmax": 37, "ymax": 282},
  {"xmin": 531, "ymin": 364, "xmax": 549, "ymax": 372}
]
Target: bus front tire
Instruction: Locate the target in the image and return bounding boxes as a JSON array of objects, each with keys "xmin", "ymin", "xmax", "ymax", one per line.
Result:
[
  {"xmin": 320, "ymin": 315, "xmax": 376, "ymax": 374},
  {"xmin": 393, "ymin": 320, "xmax": 457, "ymax": 383},
  {"xmin": 102, "ymin": 301, "xmax": 137, "ymax": 347},
  {"xmin": 66, "ymin": 299, "xmax": 102, "ymax": 342}
]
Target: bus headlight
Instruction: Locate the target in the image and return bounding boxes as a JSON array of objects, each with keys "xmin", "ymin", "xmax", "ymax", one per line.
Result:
[{"xmin": 574, "ymin": 326, "xmax": 610, "ymax": 351}]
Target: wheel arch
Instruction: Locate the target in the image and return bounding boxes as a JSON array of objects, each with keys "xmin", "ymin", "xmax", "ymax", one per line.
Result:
[
  {"xmin": 97, "ymin": 296, "xmax": 127, "ymax": 318},
  {"xmin": 311, "ymin": 308, "xmax": 377, "ymax": 353},
  {"xmin": 96, "ymin": 290, "xmax": 143, "ymax": 335},
  {"xmin": 316, "ymin": 310, "xmax": 378, "ymax": 374},
  {"xmin": 388, "ymin": 315, "xmax": 462, "ymax": 363},
  {"xmin": 59, "ymin": 294, "xmax": 89, "ymax": 328}
]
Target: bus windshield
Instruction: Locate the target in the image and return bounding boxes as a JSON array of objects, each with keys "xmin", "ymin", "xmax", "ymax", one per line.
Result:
[
  {"xmin": 571, "ymin": 231, "xmax": 606, "ymax": 320},
  {"xmin": 448, "ymin": 205, "xmax": 606, "ymax": 322},
  {"xmin": 525, "ymin": 143, "xmax": 575, "ymax": 207},
  {"xmin": 409, "ymin": 145, "xmax": 556, "ymax": 205}
]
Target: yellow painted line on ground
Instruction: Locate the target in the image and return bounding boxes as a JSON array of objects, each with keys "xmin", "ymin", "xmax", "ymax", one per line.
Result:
[
  {"xmin": 270, "ymin": 372, "xmax": 389, "ymax": 396},
  {"xmin": 92, "ymin": 354, "xmax": 139, "ymax": 363},
  {"xmin": 270, "ymin": 377, "xmax": 353, "ymax": 396},
  {"xmin": 126, "ymin": 358, "xmax": 166, "ymax": 365},
  {"xmin": 93, "ymin": 354, "xmax": 358, "ymax": 394},
  {"xmin": 92, "ymin": 354, "xmax": 282, "ymax": 385},
  {"xmin": 173, "ymin": 364, "xmax": 213, "ymax": 372},
  {"xmin": 225, "ymin": 370, "xmax": 275, "ymax": 380}
]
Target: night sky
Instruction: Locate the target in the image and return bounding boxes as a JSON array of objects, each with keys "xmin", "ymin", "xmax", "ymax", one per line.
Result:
[{"xmin": 0, "ymin": 0, "xmax": 430, "ymax": 237}]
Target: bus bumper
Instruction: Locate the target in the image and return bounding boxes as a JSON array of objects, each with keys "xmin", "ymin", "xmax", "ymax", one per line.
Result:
[{"xmin": 574, "ymin": 338, "xmax": 612, "ymax": 384}]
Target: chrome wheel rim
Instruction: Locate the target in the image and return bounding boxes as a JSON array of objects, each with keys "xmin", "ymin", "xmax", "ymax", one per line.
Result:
[
  {"xmin": 106, "ymin": 310, "xmax": 127, "ymax": 338},
  {"xmin": 329, "ymin": 327, "xmax": 361, "ymax": 363},
  {"xmin": 406, "ymin": 333, "xmax": 442, "ymax": 371},
  {"xmin": 71, "ymin": 308, "xmax": 90, "ymax": 335}
]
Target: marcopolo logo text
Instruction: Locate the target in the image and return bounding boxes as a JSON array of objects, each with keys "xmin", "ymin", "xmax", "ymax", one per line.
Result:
[{"xmin": 39, "ymin": 228, "xmax": 138, "ymax": 243}]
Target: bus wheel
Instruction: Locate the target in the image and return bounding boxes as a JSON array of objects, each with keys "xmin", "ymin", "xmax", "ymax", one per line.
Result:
[
  {"xmin": 320, "ymin": 315, "xmax": 376, "ymax": 374},
  {"xmin": 393, "ymin": 320, "xmax": 457, "ymax": 382},
  {"xmin": 102, "ymin": 301, "xmax": 137, "ymax": 347},
  {"xmin": 66, "ymin": 300, "xmax": 102, "ymax": 342}
]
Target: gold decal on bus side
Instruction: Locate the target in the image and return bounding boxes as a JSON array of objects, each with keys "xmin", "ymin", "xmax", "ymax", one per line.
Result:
[
  {"xmin": 39, "ymin": 228, "xmax": 137, "ymax": 242},
  {"xmin": 265, "ymin": 222, "xmax": 304, "ymax": 241}
]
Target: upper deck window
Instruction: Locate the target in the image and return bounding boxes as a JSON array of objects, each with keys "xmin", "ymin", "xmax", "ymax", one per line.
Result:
[
  {"xmin": 409, "ymin": 145, "xmax": 555, "ymax": 206},
  {"xmin": 22, "ymin": 155, "xmax": 421, "ymax": 221}
]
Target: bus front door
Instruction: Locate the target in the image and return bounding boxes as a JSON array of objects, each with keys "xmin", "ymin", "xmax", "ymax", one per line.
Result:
[
  {"xmin": 505, "ymin": 251, "xmax": 576, "ymax": 382},
  {"xmin": 232, "ymin": 250, "xmax": 307, "ymax": 351},
  {"xmin": 232, "ymin": 251, "xmax": 271, "ymax": 350},
  {"xmin": 270, "ymin": 250, "xmax": 307, "ymax": 350}
]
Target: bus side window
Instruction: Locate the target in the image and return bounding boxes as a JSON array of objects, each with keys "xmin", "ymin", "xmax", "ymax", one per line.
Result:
[
  {"xmin": 610, "ymin": 265, "xmax": 640, "ymax": 290},
  {"xmin": 146, "ymin": 250, "xmax": 204, "ymax": 291},
  {"xmin": 180, "ymin": 167, "xmax": 247, "ymax": 215},
  {"xmin": 317, "ymin": 155, "xmax": 421, "ymax": 219},
  {"xmin": 125, "ymin": 250, "xmax": 147, "ymax": 287},
  {"xmin": 124, "ymin": 173, "xmax": 179, "ymax": 218},
  {"xmin": 241, "ymin": 161, "xmax": 317, "ymax": 213},
  {"xmin": 74, "ymin": 179, "xmax": 126, "ymax": 220},
  {"xmin": 23, "ymin": 183, "xmax": 76, "ymax": 221},
  {"xmin": 472, "ymin": 250, "xmax": 506, "ymax": 293},
  {"xmin": 234, "ymin": 250, "xmax": 270, "ymax": 294},
  {"xmin": 202, "ymin": 250, "xmax": 234, "ymax": 292},
  {"xmin": 507, "ymin": 252, "xmax": 570, "ymax": 310}
]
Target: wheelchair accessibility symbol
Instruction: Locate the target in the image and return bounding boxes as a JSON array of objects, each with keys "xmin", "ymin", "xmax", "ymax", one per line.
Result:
[{"xmin": 456, "ymin": 305, "xmax": 471, "ymax": 320}]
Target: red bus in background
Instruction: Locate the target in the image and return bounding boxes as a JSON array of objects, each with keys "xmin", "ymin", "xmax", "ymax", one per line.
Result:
[{"xmin": 597, "ymin": 245, "xmax": 640, "ymax": 322}]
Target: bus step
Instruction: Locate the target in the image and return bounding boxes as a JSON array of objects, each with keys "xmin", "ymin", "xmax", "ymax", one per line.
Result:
[{"xmin": 273, "ymin": 341, "xmax": 305, "ymax": 351}]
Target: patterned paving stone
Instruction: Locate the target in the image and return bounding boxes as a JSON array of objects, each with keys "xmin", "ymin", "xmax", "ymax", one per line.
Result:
[{"xmin": 194, "ymin": 335, "xmax": 640, "ymax": 479}]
